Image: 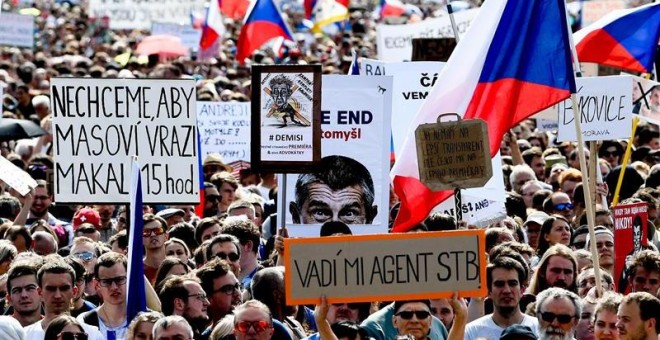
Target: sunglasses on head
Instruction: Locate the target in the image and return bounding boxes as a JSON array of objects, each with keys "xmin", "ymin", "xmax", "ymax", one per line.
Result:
[
  {"xmin": 235, "ymin": 320, "xmax": 270, "ymax": 333},
  {"xmin": 395, "ymin": 311, "xmax": 431, "ymax": 320},
  {"xmin": 539, "ymin": 312, "xmax": 575, "ymax": 324},
  {"xmin": 59, "ymin": 332, "xmax": 88, "ymax": 340},
  {"xmin": 72, "ymin": 251, "xmax": 96, "ymax": 262},
  {"xmin": 142, "ymin": 227, "xmax": 166, "ymax": 237},
  {"xmin": 216, "ymin": 252, "xmax": 240, "ymax": 262},
  {"xmin": 554, "ymin": 203, "xmax": 574, "ymax": 211}
]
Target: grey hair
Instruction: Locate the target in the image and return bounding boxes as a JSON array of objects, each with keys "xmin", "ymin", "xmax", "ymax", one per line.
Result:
[
  {"xmin": 509, "ymin": 165, "xmax": 536, "ymax": 187},
  {"xmin": 536, "ymin": 287, "xmax": 583, "ymax": 318},
  {"xmin": 0, "ymin": 240, "xmax": 17, "ymax": 262},
  {"xmin": 152, "ymin": 315, "xmax": 193, "ymax": 339}
]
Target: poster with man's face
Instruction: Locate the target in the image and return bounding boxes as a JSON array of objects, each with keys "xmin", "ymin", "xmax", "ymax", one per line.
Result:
[
  {"xmin": 630, "ymin": 75, "xmax": 660, "ymax": 124},
  {"xmin": 279, "ymin": 75, "xmax": 393, "ymax": 237}
]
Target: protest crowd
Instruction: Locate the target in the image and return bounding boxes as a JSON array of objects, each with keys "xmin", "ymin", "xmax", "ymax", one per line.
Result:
[{"xmin": 1, "ymin": 0, "xmax": 660, "ymax": 339}]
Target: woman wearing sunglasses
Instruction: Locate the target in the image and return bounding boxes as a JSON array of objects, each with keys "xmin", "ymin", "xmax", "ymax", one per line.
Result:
[{"xmin": 44, "ymin": 315, "xmax": 88, "ymax": 340}]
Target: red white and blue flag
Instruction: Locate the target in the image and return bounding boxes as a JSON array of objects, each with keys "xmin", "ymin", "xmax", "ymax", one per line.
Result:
[
  {"xmin": 390, "ymin": 0, "xmax": 576, "ymax": 232},
  {"xmin": 126, "ymin": 159, "xmax": 147, "ymax": 321},
  {"xmin": 200, "ymin": 0, "xmax": 226, "ymax": 50},
  {"xmin": 236, "ymin": 0, "xmax": 294, "ymax": 64},
  {"xmin": 574, "ymin": 2, "xmax": 660, "ymax": 74},
  {"xmin": 380, "ymin": 0, "xmax": 406, "ymax": 18}
]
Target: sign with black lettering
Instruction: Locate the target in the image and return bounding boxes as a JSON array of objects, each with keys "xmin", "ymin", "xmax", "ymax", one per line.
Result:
[
  {"xmin": 415, "ymin": 118, "xmax": 492, "ymax": 190},
  {"xmin": 197, "ymin": 101, "xmax": 250, "ymax": 163},
  {"xmin": 613, "ymin": 202, "xmax": 648, "ymax": 294},
  {"xmin": 0, "ymin": 156, "xmax": 37, "ymax": 196},
  {"xmin": 251, "ymin": 65, "xmax": 321, "ymax": 173},
  {"xmin": 557, "ymin": 76, "xmax": 632, "ymax": 142},
  {"xmin": 284, "ymin": 230, "xmax": 487, "ymax": 304},
  {"xmin": 51, "ymin": 78, "xmax": 199, "ymax": 204},
  {"xmin": 89, "ymin": 0, "xmax": 205, "ymax": 30},
  {"xmin": 411, "ymin": 38, "xmax": 456, "ymax": 62}
]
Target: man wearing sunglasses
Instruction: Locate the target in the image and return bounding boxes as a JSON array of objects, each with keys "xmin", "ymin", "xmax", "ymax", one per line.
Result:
[
  {"xmin": 69, "ymin": 237, "xmax": 100, "ymax": 306},
  {"xmin": 233, "ymin": 300, "xmax": 275, "ymax": 340},
  {"xmin": 534, "ymin": 287, "xmax": 582, "ymax": 340},
  {"xmin": 196, "ymin": 258, "xmax": 242, "ymax": 336},
  {"xmin": 159, "ymin": 276, "xmax": 210, "ymax": 337},
  {"xmin": 143, "ymin": 214, "xmax": 169, "ymax": 285},
  {"xmin": 545, "ymin": 192, "xmax": 575, "ymax": 222},
  {"xmin": 221, "ymin": 218, "xmax": 265, "ymax": 289},
  {"xmin": 205, "ymin": 234, "xmax": 241, "ymax": 274}
]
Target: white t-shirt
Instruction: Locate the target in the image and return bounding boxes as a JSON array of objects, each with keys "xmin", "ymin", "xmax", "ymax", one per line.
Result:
[
  {"xmin": 465, "ymin": 314, "xmax": 539, "ymax": 340},
  {"xmin": 77, "ymin": 308, "xmax": 128, "ymax": 340},
  {"xmin": 24, "ymin": 319, "xmax": 105, "ymax": 340}
]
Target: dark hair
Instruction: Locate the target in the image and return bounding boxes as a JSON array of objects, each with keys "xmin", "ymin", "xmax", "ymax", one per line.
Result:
[
  {"xmin": 93, "ymin": 252, "xmax": 127, "ymax": 278},
  {"xmin": 0, "ymin": 196, "xmax": 20, "ymax": 220},
  {"xmin": 536, "ymin": 215, "xmax": 571, "ymax": 258},
  {"xmin": 143, "ymin": 213, "xmax": 168, "ymax": 230},
  {"xmin": 195, "ymin": 218, "xmax": 221, "ymax": 245},
  {"xmin": 155, "ymin": 257, "xmax": 190, "ymax": 293},
  {"xmin": 168, "ymin": 222, "xmax": 198, "ymax": 253},
  {"xmin": 7, "ymin": 262, "xmax": 37, "ymax": 293},
  {"xmin": 159, "ymin": 276, "xmax": 198, "ymax": 316},
  {"xmin": 108, "ymin": 230, "xmax": 128, "ymax": 250},
  {"xmin": 44, "ymin": 315, "xmax": 84, "ymax": 340},
  {"xmin": 423, "ymin": 213, "xmax": 456, "ymax": 231},
  {"xmin": 195, "ymin": 258, "xmax": 232, "ymax": 296},
  {"xmin": 505, "ymin": 192, "xmax": 527, "ymax": 221},
  {"xmin": 5, "ymin": 225, "xmax": 33, "ymax": 250},
  {"xmin": 221, "ymin": 218, "xmax": 261, "ymax": 254},
  {"xmin": 37, "ymin": 260, "xmax": 75, "ymax": 287},
  {"xmin": 205, "ymin": 234, "xmax": 241, "ymax": 261},
  {"xmin": 487, "ymin": 256, "xmax": 526, "ymax": 292},
  {"xmin": 64, "ymin": 257, "xmax": 86, "ymax": 282}
]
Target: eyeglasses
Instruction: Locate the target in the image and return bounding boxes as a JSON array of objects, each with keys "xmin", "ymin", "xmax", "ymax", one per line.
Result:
[
  {"xmin": 142, "ymin": 227, "xmax": 166, "ymax": 237},
  {"xmin": 539, "ymin": 312, "xmax": 575, "ymax": 324},
  {"xmin": 554, "ymin": 203, "xmax": 574, "ymax": 211},
  {"xmin": 235, "ymin": 320, "xmax": 271, "ymax": 333},
  {"xmin": 206, "ymin": 195, "xmax": 221, "ymax": 202},
  {"xmin": 395, "ymin": 311, "xmax": 431, "ymax": 320},
  {"xmin": 188, "ymin": 292, "xmax": 209, "ymax": 301},
  {"xmin": 215, "ymin": 252, "xmax": 240, "ymax": 262},
  {"xmin": 97, "ymin": 276, "xmax": 127, "ymax": 287},
  {"xmin": 72, "ymin": 251, "xmax": 96, "ymax": 262},
  {"xmin": 214, "ymin": 282, "xmax": 241, "ymax": 295},
  {"xmin": 59, "ymin": 332, "xmax": 89, "ymax": 340}
]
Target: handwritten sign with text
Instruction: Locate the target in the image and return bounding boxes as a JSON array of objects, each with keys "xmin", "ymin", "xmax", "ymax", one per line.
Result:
[
  {"xmin": 284, "ymin": 230, "xmax": 487, "ymax": 304},
  {"xmin": 197, "ymin": 101, "xmax": 250, "ymax": 163}
]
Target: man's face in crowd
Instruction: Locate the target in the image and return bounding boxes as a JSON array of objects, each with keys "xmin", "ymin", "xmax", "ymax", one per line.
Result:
[
  {"xmin": 617, "ymin": 301, "xmax": 652, "ymax": 340},
  {"xmin": 204, "ymin": 187, "xmax": 221, "ymax": 217},
  {"xmin": 94, "ymin": 205, "xmax": 115, "ymax": 222},
  {"xmin": 95, "ymin": 263, "xmax": 127, "ymax": 306},
  {"xmin": 143, "ymin": 220, "xmax": 168, "ymax": 251},
  {"xmin": 392, "ymin": 302, "xmax": 432, "ymax": 340},
  {"xmin": 526, "ymin": 222, "xmax": 542, "ymax": 249},
  {"xmin": 560, "ymin": 180, "xmax": 579, "ymax": 200},
  {"xmin": 544, "ymin": 256, "xmax": 574, "ymax": 290},
  {"xmin": 209, "ymin": 271, "xmax": 241, "ymax": 321},
  {"xmin": 430, "ymin": 299, "xmax": 455, "ymax": 330},
  {"xmin": 201, "ymin": 223, "xmax": 221, "ymax": 243},
  {"xmin": 8, "ymin": 274, "xmax": 41, "ymax": 316},
  {"xmin": 489, "ymin": 268, "xmax": 521, "ymax": 315},
  {"xmin": 327, "ymin": 303, "xmax": 360, "ymax": 324},
  {"xmin": 31, "ymin": 186, "xmax": 51, "ymax": 216},
  {"xmin": 538, "ymin": 297, "xmax": 578, "ymax": 340},
  {"xmin": 594, "ymin": 233, "xmax": 615, "ymax": 268},
  {"xmin": 512, "ymin": 172, "xmax": 535, "ymax": 194},
  {"xmin": 552, "ymin": 193, "xmax": 575, "ymax": 220},
  {"xmin": 531, "ymin": 156, "xmax": 546, "ymax": 181},
  {"xmin": 522, "ymin": 182, "xmax": 541, "ymax": 208},
  {"xmin": 183, "ymin": 281, "xmax": 210, "ymax": 326},
  {"xmin": 577, "ymin": 268, "xmax": 611, "ymax": 298},
  {"xmin": 218, "ymin": 183, "xmax": 237, "ymax": 212},
  {"xmin": 240, "ymin": 174, "xmax": 260, "ymax": 187},
  {"xmin": 575, "ymin": 300, "xmax": 596, "ymax": 340},
  {"xmin": 175, "ymin": 205, "xmax": 195, "ymax": 223},
  {"xmin": 39, "ymin": 272, "xmax": 77, "ymax": 315},
  {"xmin": 595, "ymin": 214, "xmax": 615, "ymax": 230},
  {"xmin": 115, "ymin": 212, "xmax": 127, "ymax": 231},
  {"xmin": 70, "ymin": 242, "xmax": 97, "ymax": 276},
  {"xmin": 154, "ymin": 322, "xmax": 191, "ymax": 340},
  {"xmin": 292, "ymin": 183, "xmax": 376, "ymax": 224},
  {"xmin": 234, "ymin": 306, "xmax": 274, "ymax": 340},
  {"xmin": 210, "ymin": 241, "xmax": 240, "ymax": 274},
  {"xmin": 630, "ymin": 267, "xmax": 660, "ymax": 294}
]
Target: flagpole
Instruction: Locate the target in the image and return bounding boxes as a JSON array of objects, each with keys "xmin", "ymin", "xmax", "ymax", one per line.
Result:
[
  {"xmin": 446, "ymin": 1, "xmax": 460, "ymax": 43},
  {"xmin": 564, "ymin": 0, "xmax": 603, "ymax": 297}
]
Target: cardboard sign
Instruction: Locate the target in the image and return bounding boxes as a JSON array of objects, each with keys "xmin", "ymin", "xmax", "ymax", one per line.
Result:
[
  {"xmin": 613, "ymin": 202, "xmax": 648, "ymax": 294},
  {"xmin": 361, "ymin": 59, "xmax": 445, "ymax": 157},
  {"xmin": 557, "ymin": 76, "xmax": 632, "ymax": 142},
  {"xmin": 0, "ymin": 13, "xmax": 34, "ymax": 48},
  {"xmin": 0, "ymin": 156, "xmax": 37, "ymax": 196},
  {"xmin": 251, "ymin": 65, "xmax": 321, "ymax": 172},
  {"xmin": 415, "ymin": 118, "xmax": 491, "ymax": 190},
  {"xmin": 581, "ymin": 0, "xmax": 626, "ymax": 27},
  {"xmin": 411, "ymin": 38, "xmax": 457, "ymax": 62},
  {"xmin": 88, "ymin": 0, "xmax": 205, "ymax": 29},
  {"xmin": 284, "ymin": 230, "xmax": 487, "ymax": 304},
  {"xmin": 197, "ymin": 101, "xmax": 250, "ymax": 163},
  {"xmin": 151, "ymin": 22, "xmax": 202, "ymax": 51},
  {"xmin": 376, "ymin": 8, "xmax": 479, "ymax": 62},
  {"xmin": 51, "ymin": 78, "xmax": 199, "ymax": 204},
  {"xmin": 630, "ymin": 75, "xmax": 660, "ymax": 126},
  {"xmin": 279, "ymin": 75, "xmax": 393, "ymax": 237}
]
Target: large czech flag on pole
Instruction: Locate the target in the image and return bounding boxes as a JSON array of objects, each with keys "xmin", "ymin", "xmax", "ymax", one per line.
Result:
[
  {"xmin": 200, "ymin": 0, "xmax": 226, "ymax": 50},
  {"xmin": 390, "ymin": 0, "xmax": 576, "ymax": 232},
  {"xmin": 574, "ymin": 2, "xmax": 660, "ymax": 74},
  {"xmin": 236, "ymin": 0, "xmax": 294, "ymax": 64}
]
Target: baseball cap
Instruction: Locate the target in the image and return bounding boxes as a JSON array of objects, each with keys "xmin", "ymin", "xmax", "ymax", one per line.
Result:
[
  {"xmin": 524, "ymin": 211, "xmax": 550, "ymax": 228},
  {"xmin": 73, "ymin": 208, "xmax": 101, "ymax": 230},
  {"xmin": 500, "ymin": 324, "xmax": 538, "ymax": 340}
]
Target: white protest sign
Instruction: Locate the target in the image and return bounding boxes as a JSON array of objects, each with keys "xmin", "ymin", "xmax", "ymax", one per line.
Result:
[
  {"xmin": 376, "ymin": 8, "xmax": 478, "ymax": 62},
  {"xmin": 0, "ymin": 13, "xmax": 34, "ymax": 48},
  {"xmin": 152, "ymin": 22, "xmax": 202, "ymax": 51},
  {"xmin": 89, "ymin": 0, "xmax": 205, "ymax": 30},
  {"xmin": 281, "ymin": 75, "xmax": 392, "ymax": 237},
  {"xmin": 557, "ymin": 76, "xmax": 632, "ymax": 142},
  {"xmin": 361, "ymin": 59, "xmax": 445, "ymax": 157},
  {"xmin": 537, "ymin": 118, "xmax": 558, "ymax": 132},
  {"xmin": 630, "ymin": 75, "xmax": 660, "ymax": 126},
  {"xmin": 0, "ymin": 156, "xmax": 37, "ymax": 196},
  {"xmin": 284, "ymin": 230, "xmax": 487, "ymax": 304},
  {"xmin": 197, "ymin": 101, "xmax": 251, "ymax": 163},
  {"xmin": 51, "ymin": 78, "xmax": 199, "ymax": 204}
]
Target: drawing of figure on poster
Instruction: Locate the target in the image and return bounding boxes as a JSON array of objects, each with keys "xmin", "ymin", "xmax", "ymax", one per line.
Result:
[{"xmin": 261, "ymin": 73, "xmax": 313, "ymax": 128}]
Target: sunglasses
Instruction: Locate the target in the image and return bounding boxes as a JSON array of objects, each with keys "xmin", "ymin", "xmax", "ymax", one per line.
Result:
[
  {"xmin": 214, "ymin": 282, "xmax": 241, "ymax": 295},
  {"xmin": 235, "ymin": 320, "xmax": 270, "ymax": 333},
  {"xmin": 97, "ymin": 276, "xmax": 127, "ymax": 287},
  {"xmin": 554, "ymin": 203, "xmax": 574, "ymax": 211},
  {"xmin": 539, "ymin": 312, "xmax": 575, "ymax": 324},
  {"xmin": 396, "ymin": 311, "xmax": 431, "ymax": 320},
  {"xmin": 206, "ymin": 195, "xmax": 221, "ymax": 202},
  {"xmin": 603, "ymin": 151, "xmax": 619, "ymax": 157},
  {"xmin": 216, "ymin": 252, "xmax": 240, "ymax": 262},
  {"xmin": 59, "ymin": 332, "xmax": 89, "ymax": 340},
  {"xmin": 72, "ymin": 251, "xmax": 96, "ymax": 262},
  {"xmin": 142, "ymin": 227, "xmax": 166, "ymax": 237}
]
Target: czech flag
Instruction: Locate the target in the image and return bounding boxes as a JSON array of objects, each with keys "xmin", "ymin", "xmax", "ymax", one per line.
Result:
[
  {"xmin": 126, "ymin": 159, "xmax": 147, "ymax": 321},
  {"xmin": 200, "ymin": 0, "xmax": 226, "ymax": 50},
  {"xmin": 574, "ymin": 2, "xmax": 660, "ymax": 74},
  {"xmin": 195, "ymin": 132, "xmax": 206, "ymax": 218},
  {"xmin": 221, "ymin": 0, "xmax": 250, "ymax": 20},
  {"xmin": 390, "ymin": 0, "xmax": 576, "ymax": 232},
  {"xmin": 236, "ymin": 0, "xmax": 294, "ymax": 64},
  {"xmin": 380, "ymin": 0, "xmax": 406, "ymax": 18},
  {"xmin": 348, "ymin": 48, "xmax": 360, "ymax": 75},
  {"xmin": 304, "ymin": 0, "xmax": 316, "ymax": 19}
]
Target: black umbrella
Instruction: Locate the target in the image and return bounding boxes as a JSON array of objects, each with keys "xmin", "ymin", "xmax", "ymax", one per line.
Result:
[{"xmin": 0, "ymin": 119, "xmax": 47, "ymax": 142}]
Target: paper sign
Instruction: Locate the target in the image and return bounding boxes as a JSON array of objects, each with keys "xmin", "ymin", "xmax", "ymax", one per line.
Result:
[
  {"xmin": 0, "ymin": 156, "xmax": 37, "ymax": 196},
  {"xmin": 376, "ymin": 8, "xmax": 479, "ymax": 62},
  {"xmin": 280, "ymin": 75, "xmax": 392, "ymax": 237},
  {"xmin": 536, "ymin": 118, "xmax": 558, "ymax": 132},
  {"xmin": 557, "ymin": 76, "xmax": 632, "ymax": 142},
  {"xmin": 613, "ymin": 202, "xmax": 648, "ymax": 294},
  {"xmin": 630, "ymin": 75, "xmax": 660, "ymax": 126},
  {"xmin": 284, "ymin": 230, "xmax": 487, "ymax": 305},
  {"xmin": 0, "ymin": 13, "xmax": 34, "ymax": 48},
  {"xmin": 89, "ymin": 0, "xmax": 205, "ymax": 30},
  {"xmin": 415, "ymin": 118, "xmax": 491, "ymax": 190},
  {"xmin": 51, "ymin": 78, "xmax": 199, "ymax": 204},
  {"xmin": 197, "ymin": 101, "xmax": 250, "ymax": 163},
  {"xmin": 151, "ymin": 22, "xmax": 202, "ymax": 51}
]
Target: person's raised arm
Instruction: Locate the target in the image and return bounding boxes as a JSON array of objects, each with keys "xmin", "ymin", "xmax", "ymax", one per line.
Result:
[
  {"xmin": 447, "ymin": 292, "xmax": 468, "ymax": 340},
  {"xmin": 13, "ymin": 189, "xmax": 34, "ymax": 226},
  {"xmin": 314, "ymin": 295, "xmax": 339, "ymax": 340},
  {"xmin": 275, "ymin": 226, "xmax": 288, "ymax": 267}
]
